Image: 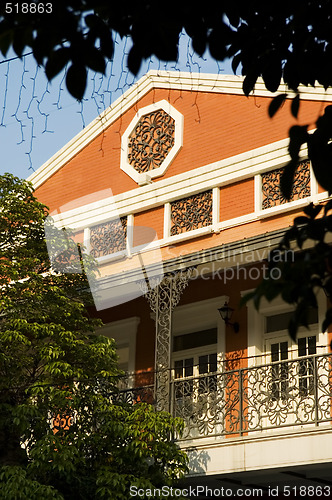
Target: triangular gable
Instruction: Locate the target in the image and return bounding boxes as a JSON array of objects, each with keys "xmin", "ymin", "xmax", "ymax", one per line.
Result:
[{"xmin": 30, "ymin": 70, "xmax": 332, "ymax": 214}]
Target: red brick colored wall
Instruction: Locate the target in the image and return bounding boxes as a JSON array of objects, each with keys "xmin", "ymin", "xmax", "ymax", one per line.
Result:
[{"xmin": 220, "ymin": 179, "xmax": 255, "ymax": 221}]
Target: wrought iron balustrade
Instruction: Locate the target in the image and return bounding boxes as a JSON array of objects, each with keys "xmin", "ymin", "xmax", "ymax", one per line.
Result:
[
  {"xmin": 112, "ymin": 384, "xmax": 155, "ymax": 405},
  {"xmin": 114, "ymin": 353, "xmax": 332, "ymax": 441}
]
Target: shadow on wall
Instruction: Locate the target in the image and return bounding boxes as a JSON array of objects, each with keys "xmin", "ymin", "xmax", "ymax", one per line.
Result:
[{"xmin": 186, "ymin": 448, "xmax": 211, "ymax": 475}]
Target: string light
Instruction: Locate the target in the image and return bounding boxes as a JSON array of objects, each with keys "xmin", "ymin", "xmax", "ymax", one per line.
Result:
[{"xmin": 0, "ymin": 31, "xmax": 226, "ymax": 174}]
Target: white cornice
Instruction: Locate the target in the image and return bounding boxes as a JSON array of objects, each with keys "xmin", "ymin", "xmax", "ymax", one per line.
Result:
[
  {"xmin": 50, "ymin": 135, "xmax": 305, "ymax": 230},
  {"xmin": 28, "ymin": 70, "xmax": 332, "ymax": 190}
]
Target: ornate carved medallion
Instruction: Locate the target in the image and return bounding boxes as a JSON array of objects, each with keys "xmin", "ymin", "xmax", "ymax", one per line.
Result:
[{"xmin": 128, "ymin": 109, "xmax": 175, "ymax": 173}]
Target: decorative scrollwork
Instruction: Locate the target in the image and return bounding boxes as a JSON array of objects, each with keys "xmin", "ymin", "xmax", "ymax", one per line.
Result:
[
  {"xmin": 52, "ymin": 414, "xmax": 73, "ymax": 432},
  {"xmin": 261, "ymin": 160, "xmax": 311, "ymax": 209},
  {"xmin": 90, "ymin": 217, "xmax": 127, "ymax": 257},
  {"xmin": 112, "ymin": 385, "xmax": 155, "ymax": 405},
  {"xmin": 141, "ymin": 270, "xmax": 194, "ymax": 412},
  {"xmin": 170, "ymin": 191, "xmax": 213, "ymax": 235},
  {"xmin": 128, "ymin": 109, "xmax": 175, "ymax": 173},
  {"xmin": 172, "ymin": 353, "xmax": 332, "ymax": 440},
  {"xmin": 111, "ymin": 353, "xmax": 332, "ymax": 441}
]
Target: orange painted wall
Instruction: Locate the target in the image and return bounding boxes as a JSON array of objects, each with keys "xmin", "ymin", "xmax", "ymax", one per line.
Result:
[
  {"xmin": 133, "ymin": 206, "xmax": 164, "ymax": 246},
  {"xmin": 220, "ymin": 178, "xmax": 255, "ymax": 221},
  {"xmin": 34, "ymin": 87, "xmax": 327, "ymax": 214}
]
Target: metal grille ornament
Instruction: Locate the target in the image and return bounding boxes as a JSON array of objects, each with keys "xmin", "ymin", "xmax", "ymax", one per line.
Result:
[
  {"xmin": 170, "ymin": 190, "xmax": 213, "ymax": 235},
  {"xmin": 112, "ymin": 384, "xmax": 155, "ymax": 405},
  {"xmin": 141, "ymin": 269, "xmax": 194, "ymax": 412},
  {"xmin": 261, "ymin": 160, "xmax": 311, "ymax": 209},
  {"xmin": 90, "ymin": 217, "xmax": 127, "ymax": 257},
  {"xmin": 172, "ymin": 353, "xmax": 332, "ymax": 440},
  {"xmin": 128, "ymin": 109, "xmax": 175, "ymax": 173}
]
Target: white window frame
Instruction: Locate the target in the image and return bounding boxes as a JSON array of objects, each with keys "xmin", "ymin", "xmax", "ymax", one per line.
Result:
[
  {"xmin": 172, "ymin": 295, "xmax": 227, "ymax": 370},
  {"xmin": 245, "ymin": 289, "xmax": 328, "ymax": 366}
]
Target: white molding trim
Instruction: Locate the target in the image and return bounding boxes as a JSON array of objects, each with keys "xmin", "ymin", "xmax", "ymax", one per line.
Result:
[
  {"xmin": 212, "ymin": 187, "xmax": 220, "ymax": 229},
  {"xmin": 126, "ymin": 214, "xmax": 134, "ymax": 257},
  {"xmin": 172, "ymin": 296, "xmax": 228, "ymax": 335},
  {"xmin": 49, "ymin": 136, "xmax": 309, "ymax": 230},
  {"xmin": 46, "ymin": 146, "xmax": 328, "ymax": 264},
  {"xmin": 163, "ymin": 202, "xmax": 171, "ymax": 239},
  {"xmin": 244, "ymin": 290, "xmax": 328, "ymax": 367},
  {"xmin": 43, "ymin": 126, "xmax": 329, "ymax": 264},
  {"xmin": 120, "ymin": 100, "xmax": 183, "ymax": 183}
]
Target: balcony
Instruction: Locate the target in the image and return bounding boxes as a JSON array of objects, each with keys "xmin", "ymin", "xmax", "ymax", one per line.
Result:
[{"xmin": 114, "ymin": 353, "xmax": 332, "ymax": 442}]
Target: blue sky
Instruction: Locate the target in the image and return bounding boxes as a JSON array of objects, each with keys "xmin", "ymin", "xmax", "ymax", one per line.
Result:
[{"xmin": 0, "ymin": 32, "xmax": 233, "ymax": 180}]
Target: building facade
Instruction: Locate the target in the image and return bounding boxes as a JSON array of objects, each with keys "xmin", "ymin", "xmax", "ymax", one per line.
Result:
[{"xmin": 30, "ymin": 71, "xmax": 332, "ymax": 494}]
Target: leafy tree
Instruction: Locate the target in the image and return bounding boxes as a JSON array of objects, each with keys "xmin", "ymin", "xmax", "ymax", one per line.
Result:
[{"xmin": 0, "ymin": 173, "xmax": 187, "ymax": 499}]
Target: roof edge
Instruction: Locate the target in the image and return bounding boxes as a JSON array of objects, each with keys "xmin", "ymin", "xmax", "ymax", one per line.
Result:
[{"xmin": 28, "ymin": 70, "xmax": 332, "ymax": 190}]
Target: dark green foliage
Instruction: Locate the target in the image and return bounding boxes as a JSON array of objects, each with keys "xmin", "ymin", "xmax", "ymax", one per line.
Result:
[
  {"xmin": 3, "ymin": 1, "xmax": 332, "ymax": 190},
  {"xmin": 242, "ymin": 201, "xmax": 332, "ymax": 344},
  {"xmin": 0, "ymin": 174, "xmax": 187, "ymax": 499},
  {"xmin": 3, "ymin": 2, "xmax": 332, "ymax": 197},
  {"xmin": 1, "ymin": 2, "xmax": 332, "ymax": 103},
  {"xmin": 3, "ymin": 2, "xmax": 332, "ymax": 100}
]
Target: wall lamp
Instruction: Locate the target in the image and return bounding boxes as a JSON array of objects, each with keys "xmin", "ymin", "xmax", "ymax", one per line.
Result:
[{"xmin": 218, "ymin": 302, "xmax": 240, "ymax": 333}]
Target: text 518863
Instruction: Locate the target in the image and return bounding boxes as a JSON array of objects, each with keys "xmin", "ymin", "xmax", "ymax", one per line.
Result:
[{"xmin": 5, "ymin": 3, "xmax": 52, "ymax": 13}]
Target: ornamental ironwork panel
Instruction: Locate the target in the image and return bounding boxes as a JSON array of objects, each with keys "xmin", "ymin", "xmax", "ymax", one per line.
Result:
[
  {"xmin": 170, "ymin": 191, "xmax": 213, "ymax": 236},
  {"xmin": 140, "ymin": 270, "xmax": 193, "ymax": 413},
  {"xmin": 171, "ymin": 353, "xmax": 332, "ymax": 441},
  {"xmin": 52, "ymin": 414, "xmax": 73, "ymax": 433},
  {"xmin": 128, "ymin": 109, "xmax": 175, "ymax": 173},
  {"xmin": 90, "ymin": 217, "xmax": 127, "ymax": 257},
  {"xmin": 112, "ymin": 385, "xmax": 155, "ymax": 405},
  {"xmin": 111, "ymin": 353, "xmax": 332, "ymax": 441},
  {"xmin": 261, "ymin": 160, "xmax": 311, "ymax": 209}
]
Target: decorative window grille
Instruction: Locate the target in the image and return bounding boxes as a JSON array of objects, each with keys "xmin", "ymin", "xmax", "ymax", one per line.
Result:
[
  {"xmin": 128, "ymin": 109, "xmax": 175, "ymax": 173},
  {"xmin": 170, "ymin": 190, "xmax": 213, "ymax": 236},
  {"xmin": 90, "ymin": 217, "xmax": 127, "ymax": 257},
  {"xmin": 261, "ymin": 160, "xmax": 311, "ymax": 209}
]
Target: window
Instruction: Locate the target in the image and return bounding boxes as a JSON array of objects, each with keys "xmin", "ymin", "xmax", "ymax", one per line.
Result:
[
  {"xmin": 172, "ymin": 328, "xmax": 218, "ymax": 400},
  {"xmin": 265, "ymin": 310, "xmax": 318, "ymax": 401},
  {"xmin": 245, "ymin": 291, "xmax": 328, "ymax": 431},
  {"xmin": 270, "ymin": 341, "xmax": 289, "ymax": 400},
  {"xmin": 96, "ymin": 317, "xmax": 139, "ymax": 388},
  {"xmin": 170, "ymin": 296, "xmax": 226, "ymax": 438},
  {"xmin": 298, "ymin": 335, "xmax": 317, "ymax": 396}
]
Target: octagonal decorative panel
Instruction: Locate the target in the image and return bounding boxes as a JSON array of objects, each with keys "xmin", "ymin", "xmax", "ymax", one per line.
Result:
[{"xmin": 121, "ymin": 100, "xmax": 183, "ymax": 184}]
